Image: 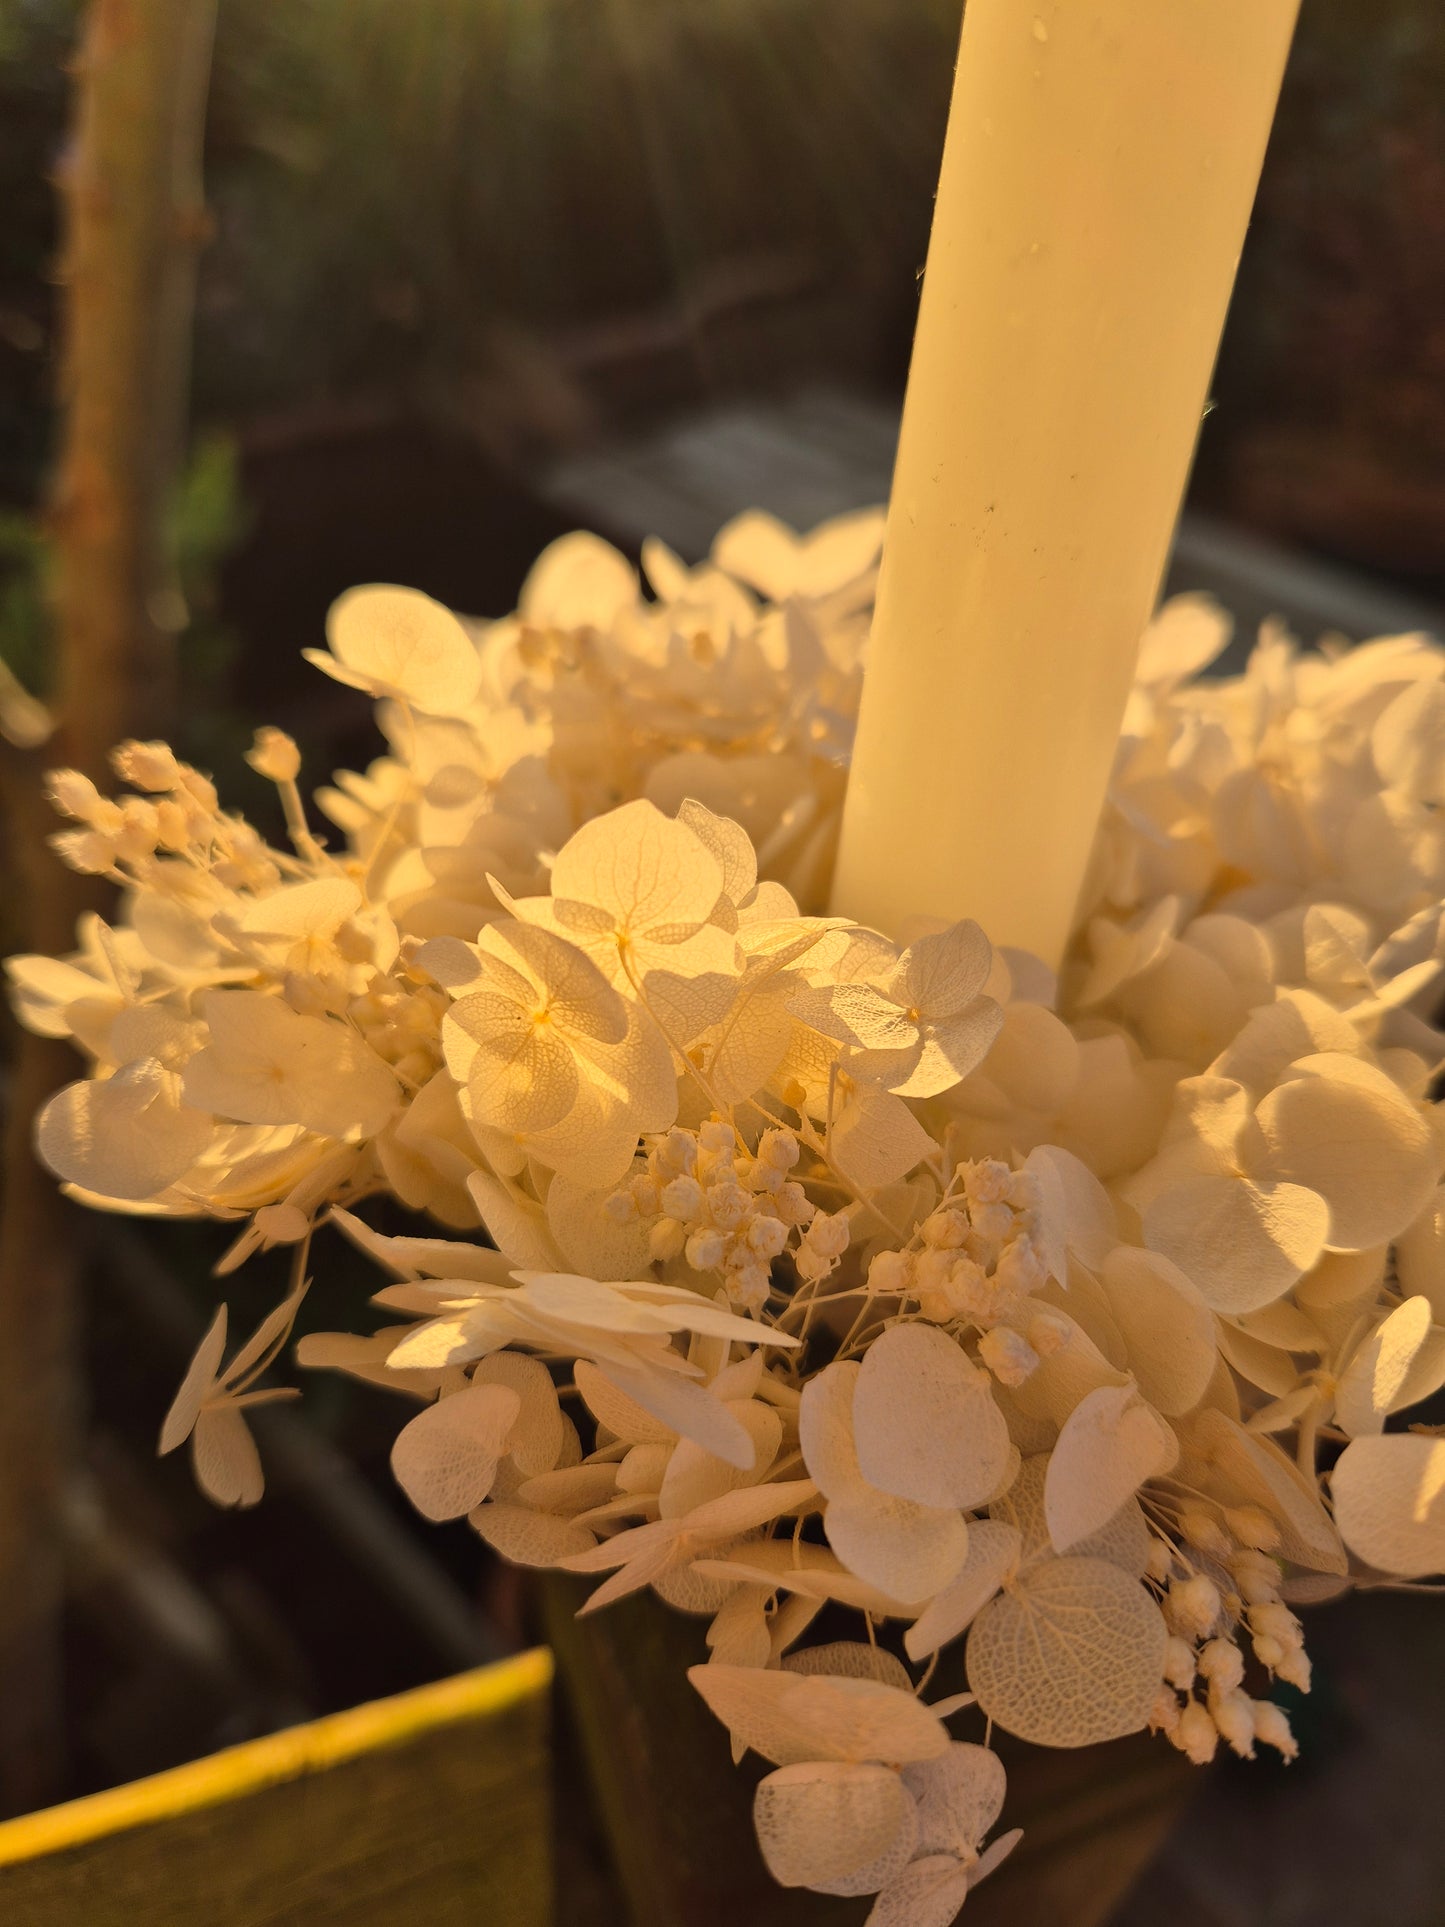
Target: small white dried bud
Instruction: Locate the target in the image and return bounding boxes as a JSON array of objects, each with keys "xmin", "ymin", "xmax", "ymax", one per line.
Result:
[
  {"xmin": 50, "ymin": 827, "xmax": 117, "ymax": 874},
  {"xmin": 1275, "ymin": 1646, "xmax": 1312, "ymax": 1694},
  {"xmin": 774, "ymin": 1181, "xmax": 814, "ymax": 1227},
  {"xmin": 727, "ymin": 1259, "xmax": 770, "ymax": 1309},
  {"xmin": 746, "ymin": 1215, "xmax": 788, "ymax": 1260},
  {"xmin": 1196, "ymin": 1637, "xmax": 1245, "ymax": 1692},
  {"xmin": 757, "ymin": 1128, "xmax": 799, "ymax": 1172},
  {"xmin": 1175, "ymin": 1699, "xmax": 1219, "ymax": 1765},
  {"xmin": 698, "ymin": 1119, "xmax": 735, "ymax": 1158},
  {"xmin": 1165, "ymin": 1574, "xmax": 1221, "ymax": 1640},
  {"xmin": 46, "ymin": 768, "xmax": 105, "ymax": 821},
  {"xmin": 1162, "ymin": 1636, "xmax": 1197, "ymax": 1691},
  {"xmin": 868, "ymin": 1249, "xmax": 913, "ymax": 1295},
  {"xmin": 1179, "ymin": 1507, "xmax": 1232, "ymax": 1560},
  {"xmin": 661, "ymin": 1127, "xmax": 698, "ymax": 1174},
  {"xmin": 112, "ymin": 739, "xmax": 186, "ymax": 791},
  {"xmin": 660, "ymin": 1175, "xmax": 703, "ymax": 1220},
  {"xmin": 685, "ymin": 1228, "xmax": 726, "ymax": 1271},
  {"xmin": 962, "ymin": 1158, "xmax": 1012, "ymax": 1206},
  {"xmin": 1145, "ymin": 1537, "xmax": 1176, "ymax": 1585},
  {"xmin": 246, "ymin": 726, "xmax": 302, "ymax": 784},
  {"xmin": 1210, "ymin": 1686, "xmax": 1256, "ymax": 1759},
  {"xmin": 707, "ymin": 1182, "xmax": 749, "ymax": 1231},
  {"xmin": 1248, "ymin": 1601, "xmax": 1302, "ymax": 1650},
  {"xmin": 629, "ymin": 1174, "xmax": 662, "ymax": 1217},
  {"xmin": 1223, "ymin": 1505, "xmax": 1280, "ymax": 1552},
  {"xmin": 803, "ymin": 1211, "xmax": 849, "ymax": 1259},
  {"xmin": 921, "ymin": 1208, "xmax": 970, "ymax": 1249},
  {"xmin": 1027, "ymin": 1311, "xmax": 1070, "ymax": 1358},
  {"xmin": 993, "ymin": 1235, "xmax": 1045, "ymax": 1296},
  {"xmin": 154, "ymin": 798, "xmax": 191, "ymax": 850},
  {"xmin": 1252, "ymin": 1701, "xmax": 1299, "ymax": 1762},
  {"xmin": 605, "ymin": 1189, "xmax": 637, "ymax": 1224},
  {"xmin": 649, "ymin": 1219, "xmax": 686, "ymax": 1262},
  {"xmin": 978, "ymin": 1324, "xmax": 1041, "ymax": 1388},
  {"xmin": 1230, "ymin": 1549, "xmax": 1282, "ymax": 1606},
  {"xmin": 1149, "ymin": 1686, "xmax": 1182, "ymax": 1736}
]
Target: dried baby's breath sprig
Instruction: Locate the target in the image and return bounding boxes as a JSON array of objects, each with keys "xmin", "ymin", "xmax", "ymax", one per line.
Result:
[{"xmin": 11, "ymin": 510, "xmax": 1445, "ymax": 1927}]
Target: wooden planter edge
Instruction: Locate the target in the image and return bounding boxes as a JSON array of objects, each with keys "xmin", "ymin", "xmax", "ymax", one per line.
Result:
[{"xmin": 0, "ymin": 1645, "xmax": 553, "ymax": 1870}]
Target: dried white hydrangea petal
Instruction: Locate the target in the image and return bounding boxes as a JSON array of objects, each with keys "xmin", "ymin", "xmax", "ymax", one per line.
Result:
[
  {"xmin": 191, "ymin": 1405, "xmax": 265, "ymax": 1510},
  {"xmin": 1332, "ymin": 1433, "xmax": 1445, "ymax": 1577},
  {"xmin": 905, "ymin": 1521, "xmax": 1023, "ymax": 1661},
  {"xmin": 1254, "ymin": 1052, "xmax": 1438, "ymax": 1252},
  {"xmin": 658, "ymin": 1400, "xmax": 782, "ymax": 1518},
  {"xmin": 865, "ymin": 1853, "xmax": 971, "ymax": 1927},
  {"xmin": 38, "ymin": 1059, "xmax": 213, "ymax": 1201},
  {"xmin": 390, "ymin": 1381, "xmax": 521, "ymax": 1521},
  {"xmin": 781, "ymin": 1643, "xmax": 912, "ymax": 1690},
  {"xmin": 753, "ymin": 1761, "xmax": 918, "ymax": 1896},
  {"xmin": 307, "ymin": 584, "xmax": 481, "ymax": 713},
  {"xmin": 966, "ymin": 1554, "xmax": 1167, "ymax": 1746},
  {"xmin": 1096, "ymin": 1246, "xmax": 1216, "ymax": 1416},
  {"xmin": 183, "ymin": 990, "xmax": 400, "ymax": 1140},
  {"xmin": 573, "ymin": 1357, "xmax": 676, "ymax": 1444},
  {"xmin": 1335, "ymin": 1297, "xmax": 1437, "ymax": 1437},
  {"xmin": 902, "ymin": 1741, "xmax": 1007, "ymax": 1858},
  {"xmin": 830, "ymin": 1085, "xmax": 938, "ymax": 1190},
  {"xmin": 470, "ymin": 1352, "xmax": 564, "ymax": 1476},
  {"xmin": 469, "ymin": 1501, "xmax": 597, "ymax": 1566},
  {"xmin": 688, "ymin": 1662, "xmax": 948, "ymax": 1767},
  {"xmin": 852, "ymin": 1324, "xmax": 1012, "ymax": 1511},
  {"xmin": 824, "ymin": 1493, "xmax": 971, "ymax": 1606},
  {"xmin": 1142, "ymin": 1169, "xmax": 1329, "ymax": 1315},
  {"xmin": 1044, "ymin": 1384, "xmax": 1178, "ymax": 1553},
  {"xmin": 1396, "ymin": 1186, "xmax": 1445, "ymax": 1319}
]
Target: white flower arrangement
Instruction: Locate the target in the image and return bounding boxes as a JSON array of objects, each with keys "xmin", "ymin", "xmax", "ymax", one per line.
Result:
[{"xmin": 10, "ymin": 508, "xmax": 1445, "ymax": 1922}]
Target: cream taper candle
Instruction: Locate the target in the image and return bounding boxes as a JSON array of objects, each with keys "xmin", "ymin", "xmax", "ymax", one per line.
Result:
[{"xmin": 830, "ymin": 0, "xmax": 1299, "ymax": 967}]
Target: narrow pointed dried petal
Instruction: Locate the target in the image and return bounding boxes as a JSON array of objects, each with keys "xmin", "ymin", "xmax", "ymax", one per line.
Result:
[
  {"xmin": 191, "ymin": 1406, "xmax": 265, "ymax": 1509},
  {"xmin": 159, "ymin": 1306, "xmax": 227, "ymax": 1455}
]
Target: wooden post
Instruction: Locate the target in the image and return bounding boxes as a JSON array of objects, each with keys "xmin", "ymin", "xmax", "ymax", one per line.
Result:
[{"xmin": 0, "ymin": 0, "xmax": 217, "ymax": 1815}]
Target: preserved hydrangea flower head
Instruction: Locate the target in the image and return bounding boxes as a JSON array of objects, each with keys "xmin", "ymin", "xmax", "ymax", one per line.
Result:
[{"xmin": 11, "ymin": 508, "xmax": 1445, "ymax": 1925}]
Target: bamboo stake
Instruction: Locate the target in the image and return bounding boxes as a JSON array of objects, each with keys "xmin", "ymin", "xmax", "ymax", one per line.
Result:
[{"xmin": 0, "ymin": 0, "xmax": 217, "ymax": 1815}]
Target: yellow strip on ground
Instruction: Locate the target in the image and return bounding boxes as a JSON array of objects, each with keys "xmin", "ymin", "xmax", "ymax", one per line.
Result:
[{"xmin": 0, "ymin": 1646, "xmax": 552, "ymax": 1868}]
